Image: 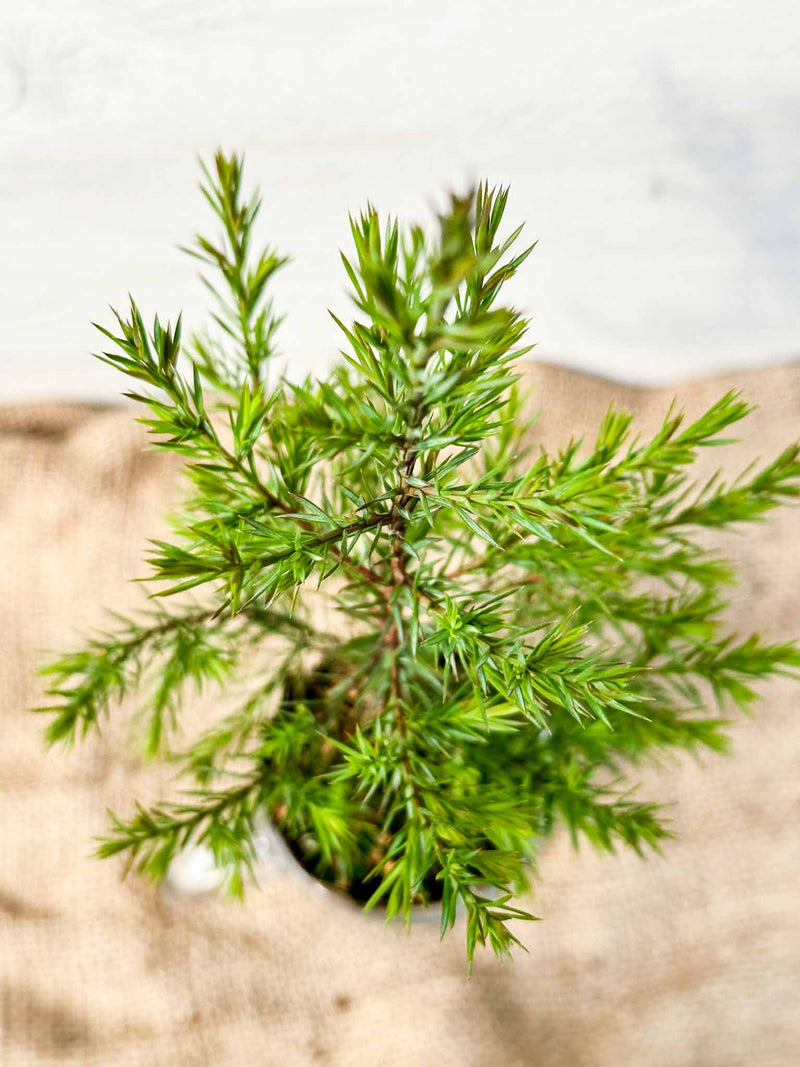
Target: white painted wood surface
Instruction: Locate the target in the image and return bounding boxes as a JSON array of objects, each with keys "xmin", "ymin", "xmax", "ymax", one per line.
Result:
[{"xmin": 2, "ymin": 1, "xmax": 799, "ymax": 399}]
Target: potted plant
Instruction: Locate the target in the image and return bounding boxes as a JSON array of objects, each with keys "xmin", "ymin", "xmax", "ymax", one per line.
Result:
[{"xmin": 36, "ymin": 152, "xmax": 799, "ymax": 969}]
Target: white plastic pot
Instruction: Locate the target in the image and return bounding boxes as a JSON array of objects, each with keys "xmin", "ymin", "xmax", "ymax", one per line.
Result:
[{"xmin": 163, "ymin": 819, "xmax": 446, "ymax": 923}]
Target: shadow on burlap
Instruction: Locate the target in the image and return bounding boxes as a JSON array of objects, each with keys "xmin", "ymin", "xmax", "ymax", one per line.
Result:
[{"xmin": 1, "ymin": 362, "xmax": 798, "ymax": 1067}]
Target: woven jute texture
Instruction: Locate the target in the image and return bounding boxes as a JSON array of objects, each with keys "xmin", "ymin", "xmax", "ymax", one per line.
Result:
[{"xmin": 1, "ymin": 362, "xmax": 798, "ymax": 1067}]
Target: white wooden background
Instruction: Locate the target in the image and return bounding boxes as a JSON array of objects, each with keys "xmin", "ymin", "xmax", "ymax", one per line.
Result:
[{"xmin": 2, "ymin": 1, "xmax": 799, "ymax": 400}]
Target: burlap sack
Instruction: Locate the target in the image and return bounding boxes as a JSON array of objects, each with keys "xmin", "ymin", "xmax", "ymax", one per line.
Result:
[{"xmin": 1, "ymin": 362, "xmax": 798, "ymax": 1067}]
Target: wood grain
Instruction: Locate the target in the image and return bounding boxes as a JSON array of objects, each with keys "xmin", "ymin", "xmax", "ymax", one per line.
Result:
[{"xmin": 2, "ymin": 1, "xmax": 799, "ymax": 398}]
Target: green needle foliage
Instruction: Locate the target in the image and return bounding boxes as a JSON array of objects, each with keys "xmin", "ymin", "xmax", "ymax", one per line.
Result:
[{"xmin": 35, "ymin": 152, "xmax": 800, "ymax": 969}]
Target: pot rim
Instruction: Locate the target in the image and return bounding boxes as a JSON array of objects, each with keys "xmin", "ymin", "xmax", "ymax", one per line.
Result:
[{"xmin": 163, "ymin": 817, "xmax": 449, "ymax": 923}]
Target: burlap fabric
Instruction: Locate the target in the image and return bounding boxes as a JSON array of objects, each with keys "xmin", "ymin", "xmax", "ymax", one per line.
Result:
[{"xmin": 1, "ymin": 362, "xmax": 798, "ymax": 1066}]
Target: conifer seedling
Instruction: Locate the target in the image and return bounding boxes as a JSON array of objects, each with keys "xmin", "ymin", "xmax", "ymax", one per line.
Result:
[{"xmin": 36, "ymin": 153, "xmax": 800, "ymax": 968}]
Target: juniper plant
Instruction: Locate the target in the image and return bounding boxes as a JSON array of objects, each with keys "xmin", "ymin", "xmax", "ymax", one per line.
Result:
[{"xmin": 36, "ymin": 153, "xmax": 800, "ymax": 968}]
